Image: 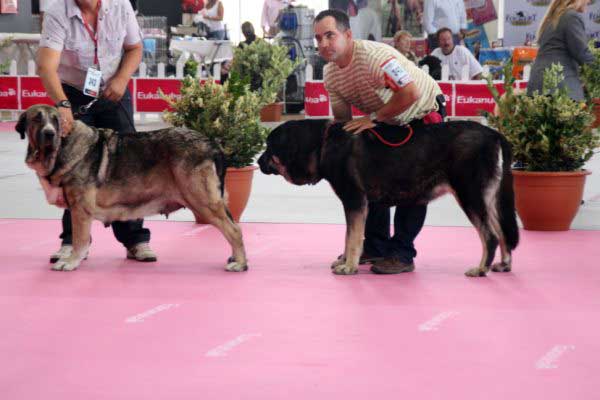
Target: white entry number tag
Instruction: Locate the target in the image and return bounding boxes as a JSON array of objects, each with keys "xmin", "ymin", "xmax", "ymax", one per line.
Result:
[
  {"xmin": 381, "ymin": 58, "xmax": 413, "ymax": 91},
  {"xmin": 83, "ymin": 67, "xmax": 102, "ymax": 98}
]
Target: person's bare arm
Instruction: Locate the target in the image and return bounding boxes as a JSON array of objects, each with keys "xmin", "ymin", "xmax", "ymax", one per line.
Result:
[
  {"xmin": 36, "ymin": 47, "xmax": 68, "ymax": 103},
  {"xmin": 36, "ymin": 47, "xmax": 74, "ymax": 135},
  {"xmin": 344, "ymin": 82, "xmax": 421, "ymax": 134},
  {"xmin": 373, "ymin": 82, "xmax": 420, "ymax": 122}
]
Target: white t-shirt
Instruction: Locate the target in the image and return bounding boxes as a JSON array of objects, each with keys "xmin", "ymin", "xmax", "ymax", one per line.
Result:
[
  {"xmin": 431, "ymin": 45, "xmax": 483, "ymax": 80},
  {"xmin": 423, "ymin": 0, "xmax": 467, "ymax": 35},
  {"xmin": 349, "ymin": 7, "xmax": 382, "ymax": 42}
]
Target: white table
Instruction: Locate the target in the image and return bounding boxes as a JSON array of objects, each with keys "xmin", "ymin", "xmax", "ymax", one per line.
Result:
[{"xmin": 169, "ymin": 39, "xmax": 233, "ymax": 64}]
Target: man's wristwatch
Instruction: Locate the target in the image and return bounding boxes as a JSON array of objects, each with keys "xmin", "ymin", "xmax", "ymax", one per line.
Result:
[
  {"xmin": 369, "ymin": 112, "xmax": 379, "ymax": 124},
  {"xmin": 55, "ymin": 100, "xmax": 71, "ymax": 109}
]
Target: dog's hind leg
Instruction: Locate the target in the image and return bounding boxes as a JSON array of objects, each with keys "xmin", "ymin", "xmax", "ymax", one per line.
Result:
[
  {"xmin": 465, "ymin": 220, "xmax": 498, "ymax": 277},
  {"xmin": 205, "ymin": 204, "xmax": 248, "ymax": 272},
  {"xmin": 453, "ymin": 188, "xmax": 498, "ymax": 277},
  {"xmin": 184, "ymin": 166, "xmax": 248, "ymax": 272},
  {"xmin": 53, "ymin": 206, "xmax": 92, "ymax": 272}
]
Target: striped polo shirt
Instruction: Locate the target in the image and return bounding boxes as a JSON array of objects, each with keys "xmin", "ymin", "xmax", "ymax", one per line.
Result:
[{"xmin": 324, "ymin": 40, "xmax": 442, "ymax": 125}]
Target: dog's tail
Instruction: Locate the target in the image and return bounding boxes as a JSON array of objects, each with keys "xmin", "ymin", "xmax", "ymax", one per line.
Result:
[
  {"xmin": 497, "ymin": 137, "xmax": 519, "ymax": 250},
  {"xmin": 214, "ymin": 150, "xmax": 227, "ymax": 198}
]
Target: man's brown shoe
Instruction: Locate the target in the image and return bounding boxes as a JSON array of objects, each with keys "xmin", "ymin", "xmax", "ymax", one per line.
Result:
[
  {"xmin": 370, "ymin": 257, "xmax": 415, "ymax": 274},
  {"xmin": 337, "ymin": 252, "xmax": 384, "ymax": 265}
]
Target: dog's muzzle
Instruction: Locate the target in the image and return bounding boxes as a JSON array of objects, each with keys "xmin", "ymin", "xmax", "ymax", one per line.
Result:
[{"xmin": 258, "ymin": 153, "xmax": 277, "ymax": 175}]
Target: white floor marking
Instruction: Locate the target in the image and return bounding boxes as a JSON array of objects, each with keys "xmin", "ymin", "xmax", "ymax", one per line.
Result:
[
  {"xmin": 535, "ymin": 345, "xmax": 576, "ymax": 369},
  {"xmin": 418, "ymin": 311, "xmax": 460, "ymax": 332},
  {"xmin": 125, "ymin": 303, "xmax": 181, "ymax": 323},
  {"xmin": 205, "ymin": 333, "xmax": 262, "ymax": 357},
  {"xmin": 182, "ymin": 225, "xmax": 213, "ymax": 237}
]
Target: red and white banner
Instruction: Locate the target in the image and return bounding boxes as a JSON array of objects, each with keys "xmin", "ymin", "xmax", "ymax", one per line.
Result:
[
  {"xmin": 134, "ymin": 78, "xmax": 182, "ymax": 113},
  {"xmin": 304, "ymin": 81, "xmax": 330, "ymax": 118},
  {"xmin": 1, "ymin": 75, "xmax": 524, "ymax": 119},
  {"xmin": 303, "ymin": 80, "xmax": 524, "ymax": 119},
  {"xmin": 0, "ymin": 76, "xmax": 212, "ymax": 113},
  {"xmin": 20, "ymin": 77, "xmax": 53, "ymax": 109},
  {"xmin": 453, "ymin": 82, "xmax": 504, "ymax": 117},
  {"xmin": 0, "ymin": 77, "xmax": 18, "ymax": 110}
]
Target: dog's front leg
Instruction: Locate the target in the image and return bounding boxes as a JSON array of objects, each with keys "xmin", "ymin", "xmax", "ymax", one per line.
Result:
[
  {"xmin": 332, "ymin": 203, "xmax": 367, "ymax": 275},
  {"xmin": 52, "ymin": 206, "xmax": 92, "ymax": 272}
]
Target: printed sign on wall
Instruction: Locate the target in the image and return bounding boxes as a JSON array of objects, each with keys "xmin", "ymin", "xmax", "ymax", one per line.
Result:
[
  {"xmin": 504, "ymin": 0, "xmax": 600, "ymax": 46},
  {"xmin": 0, "ymin": 0, "xmax": 18, "ymax": 13}
]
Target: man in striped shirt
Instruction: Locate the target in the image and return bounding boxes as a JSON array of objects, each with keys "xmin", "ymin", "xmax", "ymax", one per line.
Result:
[{"xmin": 314, "ymin": 9, "xmax": 445, "ymax": 274}]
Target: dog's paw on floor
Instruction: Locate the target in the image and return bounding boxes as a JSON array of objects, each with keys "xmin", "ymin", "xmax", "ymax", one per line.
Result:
[
  {"xmin": 51, "ymin": 259, "xmax": 81, "ymax": 271},
  {"xmin": 491, "ymin": 262, "xmax": 512, "ymax": 272},
  {"xmin": 225, "ymin": 261, "xmax": 248, "ymax": 272},
  {"xmin": 464, "ymin": 266, "xmax": 488, "ymax": 277},
  {"xmin": 332, "ymin": 263, "xmax": 358, "ymax": 275}
]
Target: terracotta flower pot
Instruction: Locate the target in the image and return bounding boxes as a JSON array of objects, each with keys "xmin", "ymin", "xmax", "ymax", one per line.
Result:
[
  {"xmin": 512, "ymin": 170, "xmax": 591, "ymax": 231},
  {"xmin": 260, "ymin": 102, "xmax": 283, "ymax": 122},
  {"xmin": 195, "ymin": 166, "xmax": 257, "ymax": 224},
  {"xmin": 592, "ymin": 98, "xmax": 600, "ymax": 129}
]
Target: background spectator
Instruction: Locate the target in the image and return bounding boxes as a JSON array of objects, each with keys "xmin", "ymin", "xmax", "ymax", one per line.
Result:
[
  {"xmin": 393, "ymin": 30, "xmax": 418, "ymax": 64},
  {"xmin": 527, "ymin": 0, "xmax": 593, "ymax": 101},
  {"xmin": 423, "ymin": 0, "xmax": 466, "ymax": 50},
  {"xmin": 431, "ymin": 27, "xmax": 482, "ymax": 80}
]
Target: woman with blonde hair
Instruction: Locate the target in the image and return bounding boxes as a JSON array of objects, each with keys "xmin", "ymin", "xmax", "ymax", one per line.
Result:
[
  {"xmin": 527, "ymin": 0, "xmax": 594, "ymax": 100},
  {"xmin": 393, "ymin": 30, "xmax": 419, "ymax": 64}
]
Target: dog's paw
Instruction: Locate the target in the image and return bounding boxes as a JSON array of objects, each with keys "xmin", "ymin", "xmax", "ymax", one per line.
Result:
[
  {"xmin": 332, "ymin": 263, "xmax": 358, "ymax": 275},
  {"xmin": 465, "ymin": 266, "xmax": 488, "ymax": 277},
  {"xmin": 491, "ymin": 262, "xmax": 511, "ymax": 273},
  {"xmin": 225, "ymin": 261, "xmax": 248, "ymax": 272},
  {"xmin": 330, "ymin": 257, "xmax": 345, "ymax": 269},
  {"xmin": 51, "ymin": 258, "xmax": 80, "ymax": 271}
]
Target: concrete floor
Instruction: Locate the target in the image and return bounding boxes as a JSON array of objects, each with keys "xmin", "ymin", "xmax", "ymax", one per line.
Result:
[{"xmin": 1, "ymin": 116, "xmax": 600, "ymax": 229}]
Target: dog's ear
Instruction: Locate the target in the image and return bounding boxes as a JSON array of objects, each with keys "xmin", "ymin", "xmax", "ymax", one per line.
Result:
[{"xmin": 15, "ymin": 112, "xmax": 27, "ymax": 140}]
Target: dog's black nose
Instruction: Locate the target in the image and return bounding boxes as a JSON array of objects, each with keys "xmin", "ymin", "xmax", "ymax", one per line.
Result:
[
  {"xmin": 258, "ymin": 154, "xmax": 271, "ymax": 174},
  {"xmin": 42, "ymin": 129, "xmax": 55, "ymax": 140}
]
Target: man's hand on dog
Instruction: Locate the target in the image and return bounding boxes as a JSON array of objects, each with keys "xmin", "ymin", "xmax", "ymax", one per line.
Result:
[
  {"xmin": 59, "ymin": 107, "xmax": 74, "ymax": 136},
  {"xmin": 103, "ymin": 76, "xmax": 128, "ymax": 103},
  {"xmin": 344, "ymin": 116, "xmax": 376, "ymax": 134}
]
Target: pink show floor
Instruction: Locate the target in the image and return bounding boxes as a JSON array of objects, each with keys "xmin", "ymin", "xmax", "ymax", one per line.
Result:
[{"xmin": 1, "ymin": 219, "xmax": 599, "ymax": 399}]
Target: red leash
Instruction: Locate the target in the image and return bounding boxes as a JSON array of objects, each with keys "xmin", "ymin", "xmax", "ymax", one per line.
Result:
[{"xmin": 367, "ymin": 125, "xmax": 413, "ymax": 147}]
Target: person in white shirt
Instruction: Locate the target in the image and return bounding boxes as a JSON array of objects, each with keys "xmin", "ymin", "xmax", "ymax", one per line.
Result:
[
  {"xmin": 261, "ymin": 0, "xmax": 293, "ymax": 38},
  {"xmin": 430, "ymin": 27, "xmax": 483, "ymax": 80},
  {"xmin": 349, "ymin": 5, "xmax": 382, "ymax": 42},
  {"xmin": 423, "ymin": 0, "xmax": 467, "ymax": 50}
]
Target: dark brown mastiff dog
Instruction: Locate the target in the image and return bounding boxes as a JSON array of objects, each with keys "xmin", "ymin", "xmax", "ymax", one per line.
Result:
[
  {"xmin": 16, "ymin": 104, "xmax": 248, "ymax": 273},
  {"xmin": 258, "ymin": 119, "xmax": 519, "ymax": 277}
]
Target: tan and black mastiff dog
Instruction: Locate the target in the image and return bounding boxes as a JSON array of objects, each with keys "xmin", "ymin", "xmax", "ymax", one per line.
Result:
[
  {"xmin": 258, "ymin": 119, "xmax": 519, "ymax": 277},
  {"xmin": 16, "ymin": 104, "xmax": 248, "ymax": 273}
]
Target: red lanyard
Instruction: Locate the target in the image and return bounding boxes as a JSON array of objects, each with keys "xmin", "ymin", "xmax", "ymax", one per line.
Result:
[{"xmin": 81, "ymin": 0, "xmax": 102, "ymax": 66}]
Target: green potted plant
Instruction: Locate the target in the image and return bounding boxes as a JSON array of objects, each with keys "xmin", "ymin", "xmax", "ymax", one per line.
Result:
[
  {"xmin": 581, "ymin": 40, "xmax": 600, "ymax": 128},
  {"xmin": 229, "ymin": 39, "xmax": 297, "ymax": 121},
  {"xmin": 485, "ymin": 62, "xmax": 599, "ymax": 230},
  {"xmin": 1, "ymin": 36, "xmax": 11, "ymax": 73},
  {"xmin": 163, "ymin": 73, "xmax": 269, "ymax": 222}
]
